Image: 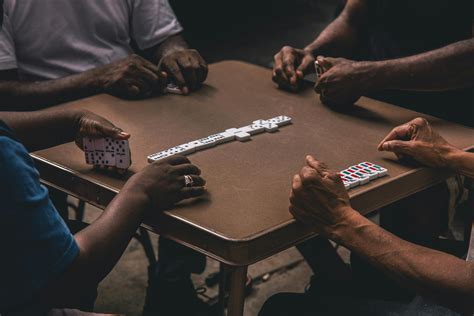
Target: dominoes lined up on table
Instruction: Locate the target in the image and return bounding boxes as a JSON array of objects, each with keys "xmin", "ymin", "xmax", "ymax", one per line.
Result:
[
  {"xmin": 83, "ymin": 137, "xmax": 131, "ymax": 169},
  {"xmin": 339, "ymin": 162, "xmax": 388, "ymax": 190},
  {"xmin": 147, "ymin": 115, "xmax": 292, "ymax": 163}
]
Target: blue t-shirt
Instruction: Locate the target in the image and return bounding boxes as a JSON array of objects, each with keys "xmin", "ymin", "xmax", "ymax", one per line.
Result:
[{"xmin": 0, "ymin": 121, "xmax": 79, "ymax": 312}]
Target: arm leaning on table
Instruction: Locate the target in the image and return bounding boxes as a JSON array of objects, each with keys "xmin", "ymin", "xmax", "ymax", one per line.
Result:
[
  {"xmin": 289, "ymin": 118, "xmax": 474, "ymax": 314},
  {"xmin": 0, "ymin": 108, "xmax": 206, "ymax": 311}
]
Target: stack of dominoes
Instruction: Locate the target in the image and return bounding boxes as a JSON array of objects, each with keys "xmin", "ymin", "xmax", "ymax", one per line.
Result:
[
  {"xmin": 339, "ymin": 162, "xmax": 388, "ymax": 190},
  {"xmin": 83, "ymin": 137, "xmax": 131, "ymax": 169},
  {"xmin": 147, "ymin": 115, "xmax": 292, "ymax": 163}
]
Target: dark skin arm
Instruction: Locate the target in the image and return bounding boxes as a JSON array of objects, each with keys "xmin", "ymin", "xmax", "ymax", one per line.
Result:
[
  {"xmin": 3, "ymin": 109, "xmax": 206, "ymax": 307},
  {"xmin": 40, "ymin": 155, "xmax": 206, "ymax": 308},
  {"xmin": 0, "ymin": 54, "xmax": 168, "ymax": 110},
  {"xmin": 272, "ymin": 0, "xmax": 367, "ymax": 91},
  {"xmin": 290, "ymin": 119, "xmax": 474, "ymax": 314},
  {"xmin": 144, "ymin": 34, "xmax": 208, "ymax": 95},
  {"xmin": 314, "ymin": 38, "xmax": 474, "ymax": 106},
  {"xmin": 0, "ymin": 107, "xmax": 129, "ymax": 152}
]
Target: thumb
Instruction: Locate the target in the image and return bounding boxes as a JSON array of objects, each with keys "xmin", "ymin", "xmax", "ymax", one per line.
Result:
[
  {"xmin": 380, "ymin": 140, "xmax": 412, "ymax": 155},
  {"xmin": 296, "ymin": 55, "xmax": 315, "ymax": 78},
  {"xmin": 94, "ymin": 121, "xmax": 130, "ymax": 140},
  {"xmin": 316, "ymin": 56, "xmax": 334, "ymax": 72}
]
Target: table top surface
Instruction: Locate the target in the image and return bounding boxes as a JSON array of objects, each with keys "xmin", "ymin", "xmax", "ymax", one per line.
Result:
[{"xmin": 34, "ymin": 61, "xmax": 474, "ymax": 259}]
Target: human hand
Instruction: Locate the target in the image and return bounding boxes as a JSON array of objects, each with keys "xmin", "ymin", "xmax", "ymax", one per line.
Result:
[
  {"xmin": 74, "ymin": 110, "xmax": 130, "ymax": 149},
  {"xmin": 314, "ymin": 56, "xmax": 380, "ymax": 107},
  {"xmin": 289, "ymin": 155, "xmax": 356, "ymax": 238},
  {"xmin": 128, "ymin": 155, "xmax": 206, "ymax": 211},
  {"xmin": 74, "ymin": 110, "xmax": 131, "ymax": 172},
  {"xmin": 160, "ymin": 49, "xmax": 208, "ymax": 95},
  {"xmin": 95, "ymin": 54, "xmax": 167, "ymax": 99},
  {"xmin": 272, "ymin": 46, "xmax": 315, "ymax": 92},
  {"xmin": 378, "ymin": 117, "xmax": 458, "ymax": 168}
]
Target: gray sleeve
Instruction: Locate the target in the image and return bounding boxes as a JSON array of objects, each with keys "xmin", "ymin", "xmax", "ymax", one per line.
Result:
[
  {"xmin": 130, "ymin": 0, "xmax": 184, "ymax": 50},
  {"xmin": 0, "ymin": 13, "xmax": 17, "ymax": 70}
]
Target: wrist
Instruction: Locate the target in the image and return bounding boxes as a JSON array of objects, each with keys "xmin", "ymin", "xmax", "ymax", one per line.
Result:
[
  {"xmin": 367, "ymin": 60, "xmax": 392, "ymax": 90},
  {"xmin": 120, "ymin": 178, "xmax": 152, "ymax": 215},
  {"xmin": 326, "ymin": 208, "xmax": 366, "ymax": 243},
  {"xmin": 444, "ymin": 146, "xmax": 467, "ymax": 171}
]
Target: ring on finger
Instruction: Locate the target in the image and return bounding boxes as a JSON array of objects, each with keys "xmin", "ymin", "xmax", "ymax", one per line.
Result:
[{"xmin": 184, "ymin": 175, "xmax": 194, "ymax": 187}]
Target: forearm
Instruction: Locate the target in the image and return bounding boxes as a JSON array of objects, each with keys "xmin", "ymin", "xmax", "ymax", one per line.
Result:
[
  {"xmin": 148, "ymin": 33, "xmax": 188, "ymax": 64},
  {"xmin": 375, "ymin": 39, "xmax": 474, "ymax": 91},
  {"xmin": 446, "ymin": 149, "xmax": 474, "ymax": 179},
  {"xmin": 332, "ymin": 212, "xmax": 474, "ymax": 314},
  {"xmin": 41, "ymin": 182, "xmax": 150, "ymax": 306},
  {"xmin": 0, "ymin": 70, "xmax": 101, "ymax": 110},
  {"xmin": 304, "ymin": 0, "xmax": 367, "ymax": 58},
  {"xmin": 0, "ymin": 107, "xmax": 84, "ymax": 151}
]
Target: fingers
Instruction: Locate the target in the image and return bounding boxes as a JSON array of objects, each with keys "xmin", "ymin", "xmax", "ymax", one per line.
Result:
[
  {"xmin": 273, "ymin": 52, "xmax": 289, "ymax": 86},
  {"xmin": 292, "ymin": 174, "xmax": 303, "ymax": 191},
  {"xmin": 281, "ymin": 50, "xmax": 297, "ymax": 86},
  {"xmin": 296, "ymin": 54, "xmax": 315, "ymax": 78},
  {"xmin": 377, "ymin": 124, "xmax": 414, "ymax": 151},
  {"xmin": 96, "ymin": 123, "xmax": 129, "ymax": 140},
  {"xmin": 316, "ymin": 56, "xmax": 336, "ymax": 72},
  {"xmin": 179, "ymin": 57, "xmax": 198, "ymax": 91},
  {"xmin": 162, "ymin": 59, "xmax": 188, "ymax": 94},
  {"xmin": 173, "ymin": 163, "xmax": 201, "ymax": 176},
  {"xmin": 164, "ymin": 155, "xmax": 190, "ymax": 166},
  {"xmin": 180, "ymin": 186, "xmax": 206, "ymax": 199},
  {"xmin": 178, "ymin": 175, "xmax": 206, "ymax": 187},
  {"xmin": 379, "ymin": 140, "xmax": 413, "ymax": 156}
]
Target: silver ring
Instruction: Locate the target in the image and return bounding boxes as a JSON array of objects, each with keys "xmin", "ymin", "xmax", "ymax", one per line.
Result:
[{"xmin": 184, "ymin": 175, "xmax": 194, "ymax": 187}]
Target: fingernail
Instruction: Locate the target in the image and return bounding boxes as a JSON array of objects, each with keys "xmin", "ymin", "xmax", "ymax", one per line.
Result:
[{"xmin": 120, "ymin": 131, "xmax": 130, "ymax": 138}]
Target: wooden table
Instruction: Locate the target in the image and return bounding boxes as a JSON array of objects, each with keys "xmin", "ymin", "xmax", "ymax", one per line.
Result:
[{"xmin": 32, "ymin": 61, "xmax": 474, "ymax": 316}]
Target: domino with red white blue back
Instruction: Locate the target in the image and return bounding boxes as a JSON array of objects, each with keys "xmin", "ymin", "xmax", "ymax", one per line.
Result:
[{"xmin": 339, "ymin": 162, "xmax": 388, "ymax": 191}]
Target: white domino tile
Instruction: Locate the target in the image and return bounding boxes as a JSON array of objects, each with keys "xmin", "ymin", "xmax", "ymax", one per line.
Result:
[{"xmin": 147, "ymin": 115, "xmax": 293, "ymax": 163}]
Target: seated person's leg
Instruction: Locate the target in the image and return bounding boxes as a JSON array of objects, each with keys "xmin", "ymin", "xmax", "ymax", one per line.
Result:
[
  {"xmin": 296, "ymin": 235, "xmax": 351, "ymax": 281},
  {"xmin": 144, "ymin": 237, "xmax": 207, "ymax": 315}
]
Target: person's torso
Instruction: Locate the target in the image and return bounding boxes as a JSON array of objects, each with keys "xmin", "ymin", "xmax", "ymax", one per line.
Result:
[{"xmin": 5, "ymin": 0, "xmax": 135, "ymax": 80}]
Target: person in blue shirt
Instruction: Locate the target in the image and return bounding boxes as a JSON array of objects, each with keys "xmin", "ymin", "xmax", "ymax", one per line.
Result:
[{"xmin": 0, "ymin": 108, "xmax": 206, "ymax": 315}]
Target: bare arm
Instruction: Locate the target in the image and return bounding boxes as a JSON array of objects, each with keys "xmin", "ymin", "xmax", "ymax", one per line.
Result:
[
  {"xmin": 0, "ymin": 69, "xmax": 100, "ymax": 110},
  {"xmin": 290, "ymin": 154, "xmax": 474, "ymax": 315},
  {"xmin": 376, "ymin": 39, "xmax": 474, "ymax": 91},
  {"xmin": 0, "ymin": 108, "xmax": 126, "ymax": 152},
  {"xmin": 0, "ymin": 54, "xmax": 169, "ymax": 110},
  {"xmin": 39, "ymin": 156, "xmax": 206, "ymax": 308},
  {"xmin": 333, "ymin": 213, "xmax": 474, "ymax": 314}
]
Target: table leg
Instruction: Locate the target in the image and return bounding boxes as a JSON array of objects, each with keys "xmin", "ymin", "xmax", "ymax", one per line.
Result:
[
  {"xmin": 218, "ymin": 263, "xmax": 227, "ymax": 316},
  {"xmin": 226, "ymin": 265, "xmax": 248, "ymax": 316}
]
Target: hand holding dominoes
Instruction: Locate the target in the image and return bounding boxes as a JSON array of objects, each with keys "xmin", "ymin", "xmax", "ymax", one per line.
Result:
[
  {"xmin": 147, "ymin": 115, "xmax": 292, "ymax": 163},
  {"xmin": 74, "ymin": 110, "xmax": 132, "ymax": 170}
]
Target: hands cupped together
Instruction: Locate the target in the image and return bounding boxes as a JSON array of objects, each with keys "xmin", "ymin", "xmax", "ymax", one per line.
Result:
[{"xmin": 289, "ymin": 155, "xmax": 357, "ymax": 238}]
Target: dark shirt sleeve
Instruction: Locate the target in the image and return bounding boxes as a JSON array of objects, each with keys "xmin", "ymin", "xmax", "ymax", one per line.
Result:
[{"xmin": 0, "ymin": 134, "xmax": 79, "ymax": 311}]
